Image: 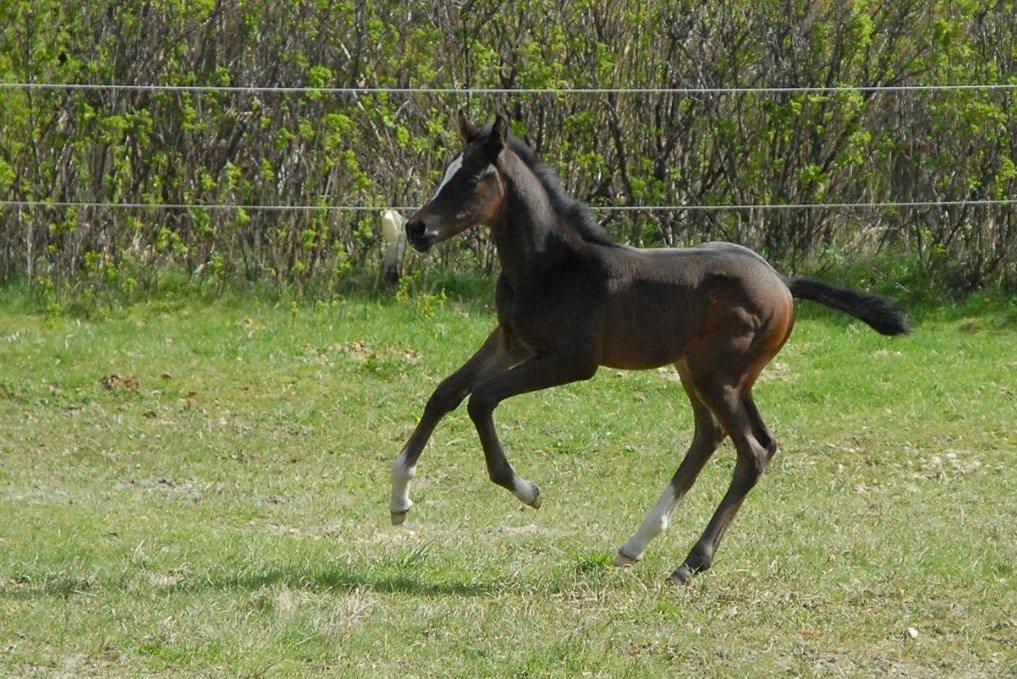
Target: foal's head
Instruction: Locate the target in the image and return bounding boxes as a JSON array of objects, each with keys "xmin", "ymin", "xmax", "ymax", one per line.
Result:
[{"xmin": 405, "ymin": 111, "xmax": 509, "ymax": 252}]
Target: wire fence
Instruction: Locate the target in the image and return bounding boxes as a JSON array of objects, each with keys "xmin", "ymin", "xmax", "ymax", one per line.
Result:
[
  {"xmin": 2, "ymin": 82, "xmax": 1016, "ymax": 95},
  {"xmin": 1, "ymin": 199, "xmax": 1014, "ymax": 212}
]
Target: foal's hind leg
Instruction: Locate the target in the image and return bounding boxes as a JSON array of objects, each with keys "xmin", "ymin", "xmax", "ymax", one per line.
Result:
[
  {"xmin": 390, "ymin": 326, "xmax": 526, "ymax": 524},
  {"xmin": 614, "ymin": 362, "xmax": 726, "ymax": 566},
  {"xmin": 670, "ymin": 381, "xmax": 777, "ymax": 584}
]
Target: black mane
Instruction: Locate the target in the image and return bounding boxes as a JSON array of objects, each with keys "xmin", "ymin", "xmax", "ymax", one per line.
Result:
[{"xmin": 505, "ymin": 135, "xmax": 616, "ymax": 247}]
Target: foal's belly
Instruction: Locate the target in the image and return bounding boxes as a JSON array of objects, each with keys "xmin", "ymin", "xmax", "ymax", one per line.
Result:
[{"xmin": 599, "ymin": 280, "xmax": 696, "ymax": 369}]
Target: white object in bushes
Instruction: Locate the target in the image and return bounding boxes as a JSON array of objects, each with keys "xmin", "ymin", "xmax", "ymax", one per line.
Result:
[{"xmin": 380, "ymin": 209, "xmax": 407, "ymax": 284}]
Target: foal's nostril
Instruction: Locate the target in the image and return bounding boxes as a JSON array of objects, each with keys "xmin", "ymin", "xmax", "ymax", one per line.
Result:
[{"xmin": 406, "ymin": 219, "xmax": 426, "ymax": 240}]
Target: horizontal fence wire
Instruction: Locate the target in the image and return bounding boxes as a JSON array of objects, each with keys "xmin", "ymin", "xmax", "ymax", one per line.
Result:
[
  {"xmin": 0, "ymin": 199, "xmax": 1014, "ymax": 212},
  {"xmin": 1, "ymin": 83, "xmax": 1016, "ymax": 95}
]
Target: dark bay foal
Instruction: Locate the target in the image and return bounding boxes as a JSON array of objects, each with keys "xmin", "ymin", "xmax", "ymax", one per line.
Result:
[{"xmin": 390, "ymin": 112, "xmax": 907, "ymax": 584}]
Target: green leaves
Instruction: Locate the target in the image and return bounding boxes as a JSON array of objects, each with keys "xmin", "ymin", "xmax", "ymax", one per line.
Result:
[
  {"xmin": 0, "ymin": 0, "xmax": 1013, "ymax": 292},
  {"xmin": 0, "ymin": 158, "xmax": 14, "ymax": 192}
]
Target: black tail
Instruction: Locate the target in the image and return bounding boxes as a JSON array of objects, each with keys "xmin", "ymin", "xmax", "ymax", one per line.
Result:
[{"xmin": 787, "ymin": 277, "xmax": 908, "ymax": 336}]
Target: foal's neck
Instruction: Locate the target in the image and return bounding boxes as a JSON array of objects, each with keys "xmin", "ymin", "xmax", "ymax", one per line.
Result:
[{"xmin": 491, "ymin": 152, "xmax": 577, "ymax": 286}]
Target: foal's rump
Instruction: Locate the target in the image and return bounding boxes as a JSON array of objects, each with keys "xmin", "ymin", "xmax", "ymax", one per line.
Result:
[
  {"xmin": 597, "ymin": 240, "xmax": 904, "ymax": 370},
  {"xmin": 680, "ymin": 242, "xmax": 908, "ymax": 341}
]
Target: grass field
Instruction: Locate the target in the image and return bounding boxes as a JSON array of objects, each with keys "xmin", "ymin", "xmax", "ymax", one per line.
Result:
[{"xmin": 1, "ymin": 284, "xmax": 1014, "ymax": 676}]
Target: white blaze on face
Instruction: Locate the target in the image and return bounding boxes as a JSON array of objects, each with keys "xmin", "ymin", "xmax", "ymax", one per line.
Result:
[{"xmin": 432, "ymin": 154, "xmax": 463, "ymax": 199}]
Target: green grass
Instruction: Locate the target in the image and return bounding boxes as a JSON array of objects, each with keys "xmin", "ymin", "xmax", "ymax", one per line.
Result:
[{"xmin": 0, "ymin": 285, "xmax": 1014, "ymax": 676}]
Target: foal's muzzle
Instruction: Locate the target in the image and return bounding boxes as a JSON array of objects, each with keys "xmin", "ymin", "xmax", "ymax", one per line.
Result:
[{"xmin": 405, "ymin": 217, "xmax": 438, "ymax": 252}]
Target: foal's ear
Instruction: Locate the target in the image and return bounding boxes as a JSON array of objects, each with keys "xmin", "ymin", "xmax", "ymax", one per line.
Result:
[
  {"xmin": 456, "ymin": 109, "xmax": 478, "ymax": 142},
  {"xmin": 486, "ymin": 114, "xmax": 508, "ymax": 155}
]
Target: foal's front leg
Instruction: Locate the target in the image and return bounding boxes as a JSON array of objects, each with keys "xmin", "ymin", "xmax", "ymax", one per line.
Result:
[
  {"xmin": 390, "ymin": 327, "xmax": 523, "ymax": 524},
  {"xmin": 467, "ymin": 353, "xmax": 598, "ymax": 508}
]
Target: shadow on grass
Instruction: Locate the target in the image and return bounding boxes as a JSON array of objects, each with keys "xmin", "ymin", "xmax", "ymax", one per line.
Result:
[
  {"xmin": 1, "ymin": 565, "xmax": 498, "ymax": 600},
  {"xmin": 197, "ymin": 566, "xmax": 500, "ymax": 597},
  {"xmin": 1, "ymin": 548, "xmax": 620, "ymax": 601}
]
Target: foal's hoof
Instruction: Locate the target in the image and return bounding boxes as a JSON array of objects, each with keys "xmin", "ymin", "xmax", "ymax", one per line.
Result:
[
  {"xmin": 515, "ymin": 480, "xmax": 541, "ymax": 509},
  {"xmin": 612, "ymin": 550, "xmax": 638, "ymax": 568},
  {"xmin": 390, "ymin": 510, "xmax": 409, "ymax": 525},
  {"xmin": 668, "ymin": 564, "xmax": 696, "ymax": 585}
]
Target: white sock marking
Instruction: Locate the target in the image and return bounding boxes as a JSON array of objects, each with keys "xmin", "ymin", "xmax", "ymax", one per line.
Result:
[
  {"xmin": 512, "ymin": 476, "xmax": 539, "ymax": 505},
  {"xmin": 390, "ymin": 450, "xmax": 416, "ymax": 514},
  {"xmin": 620, "ymin": 484, "xmax": 679, "ymax": 560}
]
